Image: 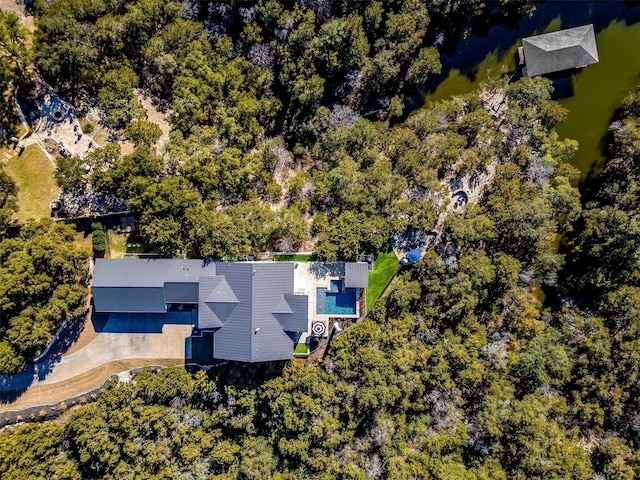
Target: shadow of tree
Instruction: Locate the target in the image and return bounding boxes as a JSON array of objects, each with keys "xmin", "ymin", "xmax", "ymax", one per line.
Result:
[
  {"xmin": 0, "ymin": 358, "xmax": 61, "ymax": 405},
  {"xmin": 0, "ymin": 92, "xmax": 22, "ymax": 146},
  {"xmin": 38, "ymin": 310, "xmax": 90, "ymax": 361},
  {"xmin": 307, "ymin": 261, "xmax": 345, "ymax": 280},
  {"xmin": 209, "ymin": 361, "xmax": 287, "ymax": 392}
]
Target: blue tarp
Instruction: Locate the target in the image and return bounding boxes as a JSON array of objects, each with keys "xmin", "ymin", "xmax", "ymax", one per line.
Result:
[{"xmin": 407, "ymin": 248, "xmax": 423, "ymax": 263}]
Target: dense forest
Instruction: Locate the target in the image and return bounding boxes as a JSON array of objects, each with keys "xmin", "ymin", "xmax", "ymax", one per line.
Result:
[
  {"xmin": 40, "ymin": 0, "xmax": 534, "ymax": 258},
  {"xmin": 0, "ymin": 220, "xmax": 89, "ymax": 374},
  {"xmin": 1, "ymin": 0, "xmax": 640, "ymax": 478}
]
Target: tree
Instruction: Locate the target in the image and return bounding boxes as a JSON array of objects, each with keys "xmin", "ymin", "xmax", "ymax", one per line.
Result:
[
  {"xmin": 486, "ymin": 163, "xmax": 556, "ymax": 267},
  {"xmin": 97, "ymin": 64, "xmax": 144, "ymax": 128},
  {"xmin": 0, "ymin": 423, "xmax": 81, "ymax": 479},
  {"xmin": 512, "ymin": 330, "xmax": 572, "ymax": 389},
  {"xmin": 272, "ymin": 207, "xmax": 308, "ymax": 252},
  {"xmin": 0, "ymin": 168, "xmax": 17, "ymax": 228},
  {"xmin": 188, "ymin": 200, "xmax": 276, "ymax": 259},
  {"xmin": 124, "ymin": 119, "xmax": 162, "ymax": 147},
  {"xmin": 492, "ymin": 252, "xmax": 521, "ymax": 296},
  {"xmin": 0, "ymin": 10, "xmax": 29, "ymax": 79},
  {"xmin": 35, "ymin": 14, "xmax": 98, "ymax": 95},
  {"xmin": 0, "ymin": 11, "xmax": 28, "ymax": 142},
  {"xmin": 313, "ymin": 14, "xmax": 369, "ymax": 78},
  {"xmin": 0, "ymin": 339, "xmax": 24, "ymax": 375},
  {"xmin": 54, "ymin": 156, "xmax": 86, "ymax": 195},
  {"xmin": 406, "ymin": 47, "xmax": 441, "ymax": 86},
  {"xmin": 134, "ymin": 176, "xmax": 200, "ymax": 255},
  {"xmin": 92, "ymin": 146, "xmax": 162, "ymax": 203},
  {"xmin": 91, "ymin": 222, "xmax": 106, "ymax": 256},
  {"xmin": 386, "ymin": 272, "xmax": 421, "ymax": 314},
  {"xmin": 0, "ymin": 219, "xmax": 88, "ymax": 371}
]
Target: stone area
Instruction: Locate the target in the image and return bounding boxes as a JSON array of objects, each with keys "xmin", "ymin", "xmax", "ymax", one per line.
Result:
[{"xmin": 21, "ymin": 90, "xmax": 100, "ymax": 159}]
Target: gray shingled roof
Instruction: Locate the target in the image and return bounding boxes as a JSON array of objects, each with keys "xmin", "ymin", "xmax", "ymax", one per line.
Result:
[
  {"xmin": 344, "ymin": 262, "xmax": 369, "ymax": 288},
  {"xmin": 203, "ymin": 262, "xmax": 309, "ymax": 362},
  {"xmin": 523, "ymin": 24, "xmax": 598, "ymax": 77}
]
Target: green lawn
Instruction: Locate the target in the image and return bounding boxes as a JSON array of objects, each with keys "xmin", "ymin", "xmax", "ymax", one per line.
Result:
[
  {"xmin": 366, "ymin": 250, "xmax": 400, "ymax": 311},
  {"xmin": 5, "ymin": 144, "xmax": 58, "ymax": 223},
  {"xmin": 107, "ymin": 230, "xmax": 148, "ymax": 258},
  {"xmin": 294, "ymin": 343, "xmax": 308, "ymax": 354},
  {"xmin": 275, "ymin": 254, "xmax": 317, "ymax": 262}
]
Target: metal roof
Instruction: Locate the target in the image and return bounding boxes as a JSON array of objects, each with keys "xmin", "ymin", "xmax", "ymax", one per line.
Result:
[
  {"xmin": 93, "ymin": 259, "xmax": 309, "ymax": 362},
  {"xmin": 204, "ymin": 276, "xmax": 239, "ymax": 304},
  {"xmin": 344, "ymin": 262, "xmax": 369, "ymax": 288},
  {"xmin": 198, "ymin": 276, "xmax": 226, "ymax": 329},
  {"xmin": 92, "ymin": 286, "xmax": 167, "ymax": 313},
  {"xmin": 93, "ymin": 258, "xmax": 217, "ymax": 287},
  {"xmin": 281, "ymin": 293, "xmax": 309, "ymax": 332},
  {"xmin": 522, "ymin": 24, "xmax": 598, "ymax": 77}
]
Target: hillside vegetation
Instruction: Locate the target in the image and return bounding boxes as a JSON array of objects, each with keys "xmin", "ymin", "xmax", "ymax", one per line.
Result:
[{"xmin": 35, "ymin": 0, "xmax": 535, "ymax": 259}]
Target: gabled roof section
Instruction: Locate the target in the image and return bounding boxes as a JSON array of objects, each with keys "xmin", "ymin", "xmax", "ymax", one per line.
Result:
[
  {"xmin": 209, "ymin": 262, "xmax": 308, "ymax": 362},
  {"xmin": 281, "ymin": 293, "xmax": 309, "ymax": 333},
  {"xmin": 522, "ymin": 24, "xmax": 598, "ymax": 77},
  {"xmin": 272, "ymin": 294, "xmax": 294, "ymax": 315},
  {"xmin": 272, "ymin": 294, "xmax": 294, "ymax": 327},
  {"xmin": 205, "ymin": 276, "xmax": 239, "ymax": 304},
  {"xmin": 198, "ymin": 275, "xmax": 242, "ymax": 328}
]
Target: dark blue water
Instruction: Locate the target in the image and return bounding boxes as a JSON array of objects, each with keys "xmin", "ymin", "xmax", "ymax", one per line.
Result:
[{"xmin": 410, "ymin": 1, "xmax": 640, "ymax": 179}]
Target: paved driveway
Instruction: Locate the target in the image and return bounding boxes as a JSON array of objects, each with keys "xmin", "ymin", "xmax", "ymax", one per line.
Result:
[{"xmin": 0, "ymin": 312, "xmax": 193, "ymax": 405}]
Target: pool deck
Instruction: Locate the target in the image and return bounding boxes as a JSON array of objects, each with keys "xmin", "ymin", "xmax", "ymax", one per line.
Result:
[{"xmin": 293, "ymin": 262, "xmax": 361, "ymax": 345}]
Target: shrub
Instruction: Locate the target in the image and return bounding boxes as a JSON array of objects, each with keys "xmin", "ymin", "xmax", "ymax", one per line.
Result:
[
  {"xmin": 92, "ymin": 222, "xmax": 106, "ymax": 254},
  {"xmin": 81, "ymin": 121, "xmax": 95, "ymax": 134}
]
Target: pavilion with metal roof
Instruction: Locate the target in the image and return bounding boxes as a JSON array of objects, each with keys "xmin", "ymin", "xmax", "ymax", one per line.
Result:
[{"xmin": 521, "ymin": 24, "xmax": 599, "ymax": 77}]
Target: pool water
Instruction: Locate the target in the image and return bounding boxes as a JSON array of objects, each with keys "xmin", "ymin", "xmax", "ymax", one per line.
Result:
[
  {"xmin": 329, "ymin": 279, "xmax": 343, "ymax": 292},
  {"xmin": 317, "ymin": 281, "xmax": 357, "ymax": 315}
]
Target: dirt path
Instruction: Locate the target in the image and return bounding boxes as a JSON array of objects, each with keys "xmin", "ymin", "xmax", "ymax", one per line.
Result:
[
  {"xmin": 136, "ymin": 89, "xmax": 172, "ymax": 152},
  {"xmin": 0, "ymin": 0, "xmax": 35, "ymax": 31}
]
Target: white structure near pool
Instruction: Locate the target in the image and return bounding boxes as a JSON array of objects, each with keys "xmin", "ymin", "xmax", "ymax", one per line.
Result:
[{"xmin": 292, "ymin": 261, "xmax": 368, "ymax": 346}]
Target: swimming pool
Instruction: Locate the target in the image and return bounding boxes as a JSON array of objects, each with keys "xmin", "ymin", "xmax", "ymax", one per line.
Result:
[{"xmin": 316, "ymin": 280, "xmax": 357, "ymax": 315}]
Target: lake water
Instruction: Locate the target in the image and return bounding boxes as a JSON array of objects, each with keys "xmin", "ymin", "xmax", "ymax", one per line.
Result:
[{"xmin": 417, "ymin": 1, "xmax": 640, "ymax": 181}]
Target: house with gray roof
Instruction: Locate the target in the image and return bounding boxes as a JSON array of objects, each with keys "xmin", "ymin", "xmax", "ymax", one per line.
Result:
[
  {"xmin": 198, "ymin": 262, "xmax": 308, "ymax": 362},
  {"xmin": 521, "ymin": 24, "xmax": 599, "ymax": 77},
  {"xmin": 93, "ymin": 258, "xmax": 370, "ymax": 362},
  {"xmin": 92, "ymin": 259, "xmax": 217, "ymax": 313},
  {"xmin": 93, "ymin": 259, "xmax": 309, "ymax": 362}
]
